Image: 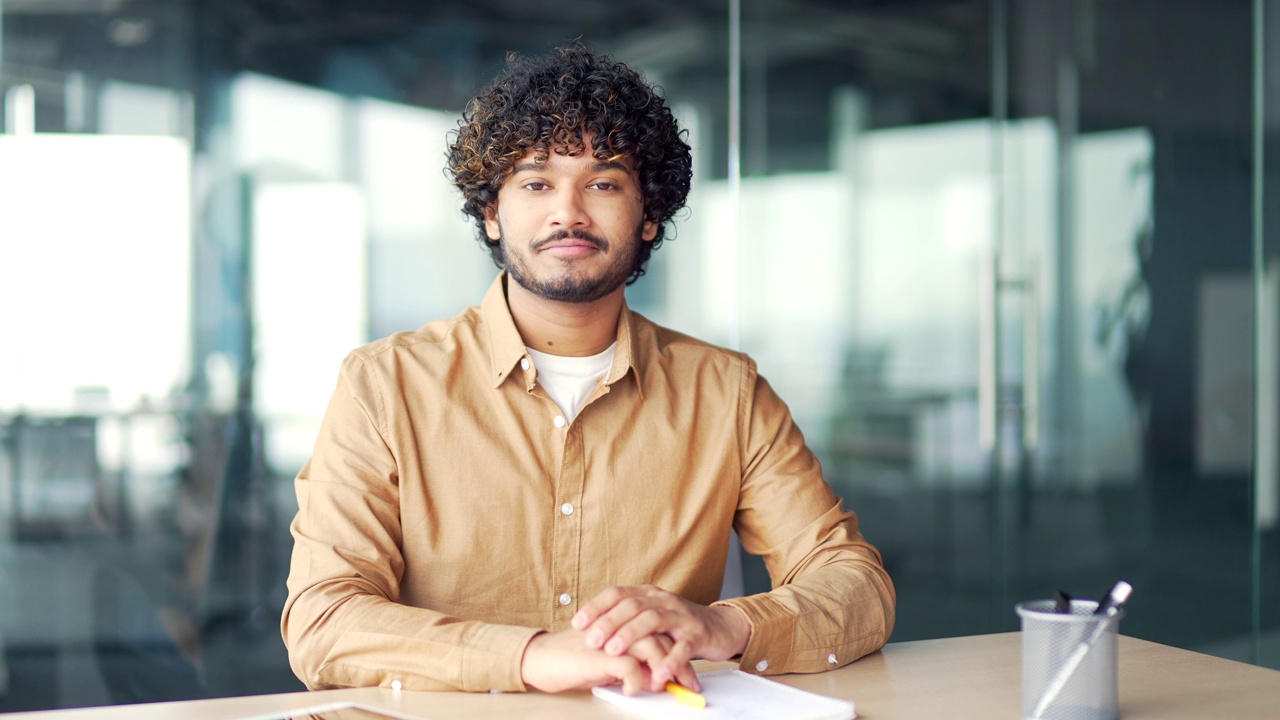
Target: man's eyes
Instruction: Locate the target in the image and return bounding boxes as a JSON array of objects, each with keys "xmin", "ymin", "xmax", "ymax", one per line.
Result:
[
  {"xmin": 519, "ymin": 180, "xmax": 624, "ymax": 191},
  {"xmin": 512, "ymin": 175, "xmax": 627, "ymax": 192}
]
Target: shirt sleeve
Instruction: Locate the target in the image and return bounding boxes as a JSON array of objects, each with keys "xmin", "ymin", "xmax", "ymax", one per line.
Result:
[
  {"xmin": 280, "ymin": 353, "xmax": 541, "ymax": 692},
  {"xmin": 711, "ymin": 360, "xmax": 896, "ymax": 675}
]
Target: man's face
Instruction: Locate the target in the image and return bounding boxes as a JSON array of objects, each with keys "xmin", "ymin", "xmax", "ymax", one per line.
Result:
[{"xmin": 484, "ymin": 141, "xmax": 658, "ymax": 304}]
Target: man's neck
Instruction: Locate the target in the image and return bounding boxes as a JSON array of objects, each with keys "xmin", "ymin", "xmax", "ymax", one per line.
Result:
[{"xmin": 504, "ymin": 277, "xmax": 624, "ymax": 357}]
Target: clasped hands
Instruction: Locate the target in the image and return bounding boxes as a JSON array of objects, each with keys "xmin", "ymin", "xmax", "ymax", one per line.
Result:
[{"xmin": 519, "ymin": 585, "xmax": 751, "ymax": 696}]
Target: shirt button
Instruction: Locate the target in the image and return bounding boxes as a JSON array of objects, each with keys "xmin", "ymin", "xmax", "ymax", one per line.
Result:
[
  {"xmin": 521, "ymin": 358, "xmax": 530, "ymax": 371},
  {"xmin": 558, "ymin": 593, "xmax": 572, "ymax": 606},
  {"xmin": 560, "ymin": 502, "xmax": 574, "ymax": 516},
  {"xmin": 755, "ymin": 660, "xmax": 769, "ymax": 672},
  {"xmin": 553, "ymin": 415, "xmax": 566, "ymax": 428},
  {"xmin": 828, "ymin": 653, "xmax": 838, "ymax": 665},
  {"xmin": 390, "ymin": 680, "xmax": 402, "ymax": 691}
]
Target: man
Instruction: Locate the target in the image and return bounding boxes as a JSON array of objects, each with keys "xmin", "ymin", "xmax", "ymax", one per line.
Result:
[{"xmin": 281, "ymin": 43, "xmax": 894, "ymax": 697}]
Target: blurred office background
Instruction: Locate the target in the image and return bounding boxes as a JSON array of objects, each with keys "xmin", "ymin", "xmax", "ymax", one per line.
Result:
[{"xmin": 1, "ymin": 0, "xmax": 1278, "ymax": 711}]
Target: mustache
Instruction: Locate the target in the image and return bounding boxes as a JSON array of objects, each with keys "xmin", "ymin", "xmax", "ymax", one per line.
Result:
[{"xmin": 530, "ymin": 229, "xmax": 609, "ymax": 252}]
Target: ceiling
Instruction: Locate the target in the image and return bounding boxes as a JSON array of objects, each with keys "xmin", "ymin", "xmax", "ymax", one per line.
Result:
[
  {"xmin": 1, "ymin": 0, "xmax": 990, "ymax": 112},
  {"xmin": 2, "ymin": 1, "xmax": 1260, "ymax": 155}
]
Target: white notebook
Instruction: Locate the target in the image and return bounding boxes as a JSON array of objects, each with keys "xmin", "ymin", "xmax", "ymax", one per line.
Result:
[{"xmin": 591, "ymin": 669, "xmax": 856, "ymax": 720}]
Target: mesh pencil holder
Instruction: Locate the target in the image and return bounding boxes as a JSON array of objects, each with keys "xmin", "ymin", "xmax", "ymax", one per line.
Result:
[{"xmin": 1015, "ymin": 599, "xmax": 1123, "ymax": 720}]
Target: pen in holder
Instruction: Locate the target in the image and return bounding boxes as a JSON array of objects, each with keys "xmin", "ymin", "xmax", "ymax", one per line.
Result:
[{"xmin": 1015, "ymin": 582, "xmax": 1131, "ymax": 720}]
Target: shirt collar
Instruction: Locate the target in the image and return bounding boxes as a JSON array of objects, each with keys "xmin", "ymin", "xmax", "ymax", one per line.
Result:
[
  {"xmin": 482, "ymin": 273, "xmax": 528, "ymax": 389},
  {"xmin": 609, "ymin": 302, "xmax": 642, "ymax": 398},
  {"xmin": 482, "ymin": 272, "xmax": 643, "ymax": 398}
]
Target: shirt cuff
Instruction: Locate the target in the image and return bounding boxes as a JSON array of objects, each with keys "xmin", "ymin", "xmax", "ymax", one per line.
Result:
[
  {"xmin": 712, "ymin": 594, "xmax": 793, "ymax": 675},
  {"xmin": 462, "ymin": 623, "xmax": 544, "ymax": 692}
]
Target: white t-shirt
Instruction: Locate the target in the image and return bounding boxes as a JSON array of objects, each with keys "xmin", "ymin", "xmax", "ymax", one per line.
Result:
[{"xmin": 526, "ymin": 343, "xmax": 616, "ymax": 424}]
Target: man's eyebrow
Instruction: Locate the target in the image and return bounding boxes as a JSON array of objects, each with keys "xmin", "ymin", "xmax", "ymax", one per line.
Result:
[{"xmin": 509, "ymin": 160, "xmax": 633, "ymax": 174}]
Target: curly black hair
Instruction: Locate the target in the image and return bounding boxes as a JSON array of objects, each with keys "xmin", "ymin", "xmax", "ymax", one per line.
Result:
[{"xmin": 447, "ymin": 43, "xmax": 693, "ymax": 285}]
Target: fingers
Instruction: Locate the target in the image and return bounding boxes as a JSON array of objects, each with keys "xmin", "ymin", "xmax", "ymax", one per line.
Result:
[
  {"xmin": 624, "ymin": 635, "xmax": 675, "ymax": 692},
  {"xmin": 572, "ymin": 585, "xmax": 655, "ymax": 633},
  {"xmin": 520, "ymin": 629, "xmax": 655, "ymax": 694},
  {"xmin": 604, "ymin": 654, "xmax": 648, "ymax": 696},
  {"xmin": 519, "ymin": 626, "xmax": 696, "ymax": 697},
  {"xmin": 617, "ymin": 634, "xmax": 699, "ymax": 694},
  {"xmin": 670, "ymin": 664, "xmax": 701, "ymax": 694},
  {"xmin": 577, "ymin": 586, "xmax": 682, "ymax": 653},
  {"xmin": 571, "ymin": 586, "xmax": 624, "ymax": 630},
  {"xmin": 601, "ymin": 604, "xmax": 677, "ymax": 655},
  {"xmin": 571, "ymin": 585, "xmax": 731, "ymax": 691},
  {"xmin": 535, "ymin": 587, "xmax": 730, "ymax": 696},
  {"xmin": 659, "ymin": 638, "xmax": 701, "ymax": 692}
]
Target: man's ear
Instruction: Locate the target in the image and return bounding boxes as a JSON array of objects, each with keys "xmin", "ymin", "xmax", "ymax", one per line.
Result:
[
  {"xmin": 484, "ymin": 204, "xmax": 500, "ymax": 240},
  {"xmin": 641, "ymin": 218, "xmax": 659, "ymax": 243}
]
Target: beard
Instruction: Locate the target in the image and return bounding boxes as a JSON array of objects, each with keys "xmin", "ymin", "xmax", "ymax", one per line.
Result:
[{"xmin": 500, "ymin": 223, "xmax": 642, "ymax": 304}]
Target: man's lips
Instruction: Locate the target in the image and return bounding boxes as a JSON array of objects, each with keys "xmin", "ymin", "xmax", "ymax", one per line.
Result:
[
  {"xmin": 532, "ymin": 232, "xmax": 608, "ymax": 255},
  {"xmin": 541, "ymin": 243, "xmax": 599, "ymax": 257}
]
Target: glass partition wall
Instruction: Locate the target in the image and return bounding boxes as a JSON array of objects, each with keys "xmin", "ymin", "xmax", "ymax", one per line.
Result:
[
  {"xmin": 1000, "ymin": 0, "xmax": 1266, "ymax": 661},
  {"xmin": 0, "ymin": 0, "xmax": 1275, "ymax": 711},
  {"xmin": 735, "ymin": 0, "xmax": 1278, "ymax": 666}
]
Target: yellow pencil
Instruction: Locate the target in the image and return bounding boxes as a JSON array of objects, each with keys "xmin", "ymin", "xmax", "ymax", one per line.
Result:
[{"xmin": 665, "ymin": 681, "xmax": 708, "ymax": 708}]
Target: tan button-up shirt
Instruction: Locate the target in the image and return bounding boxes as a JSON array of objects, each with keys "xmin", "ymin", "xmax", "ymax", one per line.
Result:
[{"xmin": 282, "ymin": 273, "xmax": 895, "ymax": 692}]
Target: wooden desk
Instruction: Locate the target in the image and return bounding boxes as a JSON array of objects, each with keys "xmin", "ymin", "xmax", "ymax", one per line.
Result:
[{"xmin": 6, "ymin": 633, "xmax": 1278, "ymax": 719}]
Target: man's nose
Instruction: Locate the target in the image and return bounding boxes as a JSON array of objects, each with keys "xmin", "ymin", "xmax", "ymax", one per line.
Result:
[{"xmin": 548, "ymin": 188, "xmax": 589, "ymax": 228}]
